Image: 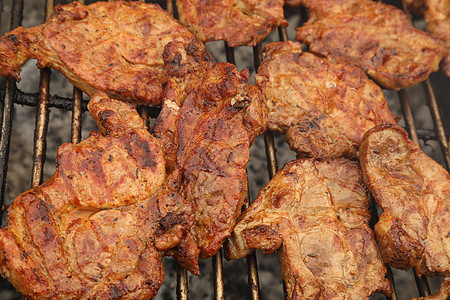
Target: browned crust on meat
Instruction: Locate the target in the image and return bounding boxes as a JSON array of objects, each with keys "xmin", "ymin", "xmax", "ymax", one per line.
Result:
[
  {"xmin": 0, "ymin": 1, "xmax": 214, "ymax": 106},
  {"xmin": 296, "ymin": 0, "xmax": 446, "ymax": 89},
  {"xmin": 176, "ymin": 0, "xmax": 287, "ymax": 47},
  {"xmin": 0, "ymin": 94, "xmax": 197, "ymax": 298},
  {"xmin": 227, "ymin": 158, "xmax": 392, "ymax": 299},
  {"xmin": 256, "ymin": 41, "xmax": 396, "ymax": 159},
  {"xmin": 359, "ymin": 124, "xmax": 449, "ymax": 282},
  {"xmin": 153, "ymin": 62, "xmax": 268, "ymax": 258}
]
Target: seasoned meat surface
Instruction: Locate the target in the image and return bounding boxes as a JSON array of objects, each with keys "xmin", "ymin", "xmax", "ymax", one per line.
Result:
[
  {"xmin": 424, "ymin": 0, "xmax": 450, "ymax": 77},
  {"xmin": 404, "ymin": 0, "xmax": 450, "ymax": 77},
  {"xmin": 0, "ymin": 1, "xmax": 214, "ymax": 106},
  {"xmin": 255, "ymin": 41, "xmax": 396, "ymax": 158},
  {"xmin": 226, "ymin": 158, "xmax": 392, "ymax": 299},
  {"xmin": 176, "ymin": 0, "xmax": 287, "ymax": 47},
  {"xmin": 0, "ymin": 93, "xmax": 196, "ymax": 299},
  {"xmin": 153, "ymin": 62, "xmax": 268, "ymax": 258},
  {"xmin": 359, "ymin": 124, "xmax": 449, "ymax": 298},
  {"xmin": 296, "ymin": 0, "xmax": 446, "ymax": 90}
]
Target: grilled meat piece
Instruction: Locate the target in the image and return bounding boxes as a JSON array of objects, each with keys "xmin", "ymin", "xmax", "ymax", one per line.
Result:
[
  {"xmin": 407, "ymin": 0, "xmax": 450, "ymax": 77},
  {"xmin": 359, "ymin": 124, "xmax": 449, "ymax": 298},
  {"xmin": 255, "ymin": 41, "xmax": 396, "ymax": 158},
  {"xmin": 0, "ymin": 93, "xmax": 197, "ymax": 299},
  {"xmin": 0, "ymin": 1, "xmax": 214, "ymax": 106},
  {"xmin": 153, "ymin": 62, "xmax": 268, "ymax": 258},
  {"xmin": 176, "ymin": 0, "xmax": 287, "ymax": 47},
  {"xmin": 226, "ymin": 158, "xmax": 392, "ymax": 299},
  {"xmin": 404, "ymin": 0, "xmax": 450, "ymax": 77},
  {"xmin": 424, "ymin": 0, "xmax": 450, "ymax": 77},
  {"xmin": 296, "ymin": 0, "xmax": 446, "ymax": 90}
]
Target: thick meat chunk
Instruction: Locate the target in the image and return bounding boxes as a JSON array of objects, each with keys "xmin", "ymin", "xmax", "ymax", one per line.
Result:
[
  {"xmin": 296, "ymin": 0, "xmax": 446, "ymax": 90},
  {"xmin": 153, "ymin": 62, "xmax": 268, "ymax": 258},
  {"xmin": 359, "ymin": 124, "xmax": 449, "ymax": 299},
  {"xmin": 255, "ymin": 41, "xmax": 396, "ymax": 158},
  {"xmin": 0, "ymin": 93, "xmax": 196, "ymax": 299},
  {"xmin": 0, "ymin": 1, "xmax": 214, "ymax": 106},
  {"xmin": 226, "ymin": 158, "xmax": 392, "ymax": 299},
  {"xmin": 404, "ymin": 0, "xmax": 450, "ymax": 77},
  {"xmin": 176, "ymin": 0, "xmax": 287, "ymax": 47},
  {"xmin": 425, "ymin": 0, "xmax": 450, "ymax": 77}
]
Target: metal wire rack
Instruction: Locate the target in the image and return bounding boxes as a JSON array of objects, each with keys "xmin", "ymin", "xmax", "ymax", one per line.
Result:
[{"xmin": 0, "ymin": 0, "xmax": 448, "ymax": 299}]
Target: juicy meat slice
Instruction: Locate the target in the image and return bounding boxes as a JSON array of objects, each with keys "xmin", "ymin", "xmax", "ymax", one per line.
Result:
[
  {"xmin": 255, "ymin": 41, "xmax": 396, "ymax": 158},
  {"xmin": 424, "ymin": 0, "xmax": 450, "ymax": 76},
  {"xmin": 422, "ymin": 0, "xmax": 450, "ymax": 77},
  {"xmin": 176, "ymin": 0, "xmax": 287, "ymax": 47},
  {"xmin": 0, "ymin": 1, "xmax": 214, "ymax": 106},
  {"xmin": 153, "ymin": 62, "xmax": 268, "ymax": 258},
  {"xmin": 404, "ymin": 0, "xmax": 450, "ymax": 77},
  {"xmin": 226, "ymin": 158, "xmax": 392, "ymax": 299},
  {"xmin": 0, "ymin": 93, "xmax": 197, "ymax": 299},
  {"xmin": 296, "ymin": 0, "xmax": 446, "ymax": 90},
  {"xmin": 359, "ymin": 124, "xmax": 449, "ymax": 298}
]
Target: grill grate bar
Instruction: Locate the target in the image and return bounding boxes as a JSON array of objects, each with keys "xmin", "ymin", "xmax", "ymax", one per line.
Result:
[
  {"xmin": 224, "ymin": 42, "xmax": 262, "ymax": 299},
  {"xmin": 422, "ymin": 79, "xmax": 450, "ymax": 169},
  {"xmin": 31, "ymin": 0, "xmax": 54, "ymax": 188},
  {"xmin": 213, "ymin": 248, "xmax": 226, "ymax": 300},
  {"xmin": 0, "ymin": 80, "xmax": 16, "ymax": 220},
  {"xmin": 70, "ymin": 4, "xmax": 86, "ymax": 146},
  {"xmin": 31, "ymin": 67, "xmax": 51, "ymax": 188},
  {"xmin": 0, "ymin": 0, "xmax": 23, "ymax": 224},
  {"xmin": 415, "ymin": 269, "xmax": 432, "ymax": 297},
  {"xmin": 177, "ymin": 263, "xmax": 189, "ymax": 300},
  {"xmin": 246, "ymin": 247, "xmax": 260, "ymax": 300},
  {"xmin": 71, "ymin": 88, "xmax": 83, "ymax": 144},
  {"xmin": 398, "ymin": 90, "xmax": 420, "ymax": 144}
]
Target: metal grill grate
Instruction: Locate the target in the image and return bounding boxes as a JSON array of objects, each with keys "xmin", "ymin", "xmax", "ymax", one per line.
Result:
[{"xmin": 0, "ymin": 0, "xmax": 448, "ymax": 299}]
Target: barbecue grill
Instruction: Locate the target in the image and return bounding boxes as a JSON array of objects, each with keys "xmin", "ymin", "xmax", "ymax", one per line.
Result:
[{"xmin": 0, "ymin": 0, "xmax": 448, "ymax": 299}]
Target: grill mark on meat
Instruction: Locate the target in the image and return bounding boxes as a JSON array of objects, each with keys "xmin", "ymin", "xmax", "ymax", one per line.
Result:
[
  {"xmin": 106, "ymin": 283, "xmax": 126, "ymax": 299},
  {"xmin": 123, "ymin": 132, "xmax": 158, "ymax": 172},
  {"xmin": 158, "ymin": 212, "xmax": 181, "ymax": 232}
]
